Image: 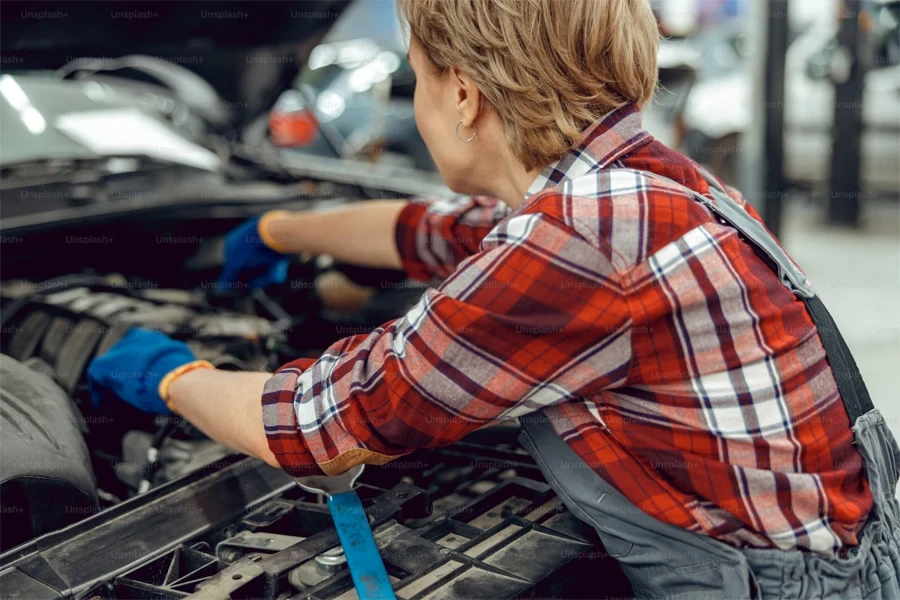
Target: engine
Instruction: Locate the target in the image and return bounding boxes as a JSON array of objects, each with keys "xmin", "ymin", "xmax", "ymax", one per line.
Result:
[
  {"xmin": 0, "ymin": 354, "xmax": 97, "ymax": 551},
  {"xmin": 0, "ymin": 278, "xmax": 275, "ymax": 533},
  {"xmin": 0, "ymin": 270, "xmax": 423, "ymax": 531}
]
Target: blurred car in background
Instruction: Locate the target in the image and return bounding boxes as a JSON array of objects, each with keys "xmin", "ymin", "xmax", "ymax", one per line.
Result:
[
  {"xmin": 265, "ymin": 0, "xmax": 435, "ymax": 171},
  {"xmin": 680, "ymin": 0, "xmax": 900, "ymax": 193},
  {"xmin": 674, "ymin": 19, "xmax": 752, "ymax": 183},
  {"xmin": 268, "ymin": 39, "xmax": 433, "ymax": 171},
  {"xmin": 651, "ymin": 0, "xmax": 746, "ymax": 37},
  {"xmin": 783, "ymin": 0, "xmax": 900, "ymax": 193}
]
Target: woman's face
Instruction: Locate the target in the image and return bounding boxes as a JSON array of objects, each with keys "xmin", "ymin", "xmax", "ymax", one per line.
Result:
[{"xmin": 408, "ymin": 37, "xmax": 477, "ymax": 193}]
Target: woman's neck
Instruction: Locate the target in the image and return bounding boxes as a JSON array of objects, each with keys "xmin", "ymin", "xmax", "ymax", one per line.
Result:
[
  {"xmin": 480, "ymin": 150, "xmax": 544, "ymax": 210},
  {"xmin": 460, "ymin": 116, "xmax": 545, "ymax": 209}
]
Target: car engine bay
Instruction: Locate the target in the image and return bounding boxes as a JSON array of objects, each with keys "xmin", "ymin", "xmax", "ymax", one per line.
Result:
[
  {"xmin": 0, "ymin": 180, "xmax": 426, "ymax": 540},
  {"xmin": 0, "ymin": 171, "xmax": 630, "ymax": 598}
]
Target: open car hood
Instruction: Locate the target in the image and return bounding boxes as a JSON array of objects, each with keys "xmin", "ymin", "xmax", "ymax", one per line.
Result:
[
  {"xmin": 0, "ymin": 1, "xmax": 350, "ymax": 56},
  {"xmin": 0, "ymin": 1, "xmax": 352, "ymax": 127}
]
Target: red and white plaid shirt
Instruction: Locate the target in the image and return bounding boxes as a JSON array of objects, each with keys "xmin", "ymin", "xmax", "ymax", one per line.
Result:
[{"xmin": 263, "ymin": 103, "xmax": 871, "ymax": 555}]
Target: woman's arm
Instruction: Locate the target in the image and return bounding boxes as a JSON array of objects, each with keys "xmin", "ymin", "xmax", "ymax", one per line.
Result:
[
  {"xmin": 168, "ymin": 369, "xmax": 284, "ymax": 469},
  {"xmin": 264, "ymin": 200, "xmax": 406, "ymax": 270},
  {"xmin": 262, "ymin": 195, "xmax": 507, "ymax": 281}
]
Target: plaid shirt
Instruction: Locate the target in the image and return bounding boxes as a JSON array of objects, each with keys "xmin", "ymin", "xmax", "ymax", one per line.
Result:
[{"xmin": 263, "ymin": 103, "xmax": 871, "ymax": 555}]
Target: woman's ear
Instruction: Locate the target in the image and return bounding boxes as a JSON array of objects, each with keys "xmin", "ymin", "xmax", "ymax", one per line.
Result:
[{"xmin": 451, "ymin": 67, "xmax": 481, "ymax": 128}]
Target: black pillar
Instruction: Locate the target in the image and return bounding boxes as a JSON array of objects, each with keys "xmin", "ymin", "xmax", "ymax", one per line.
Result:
[
  {"xmin": 762, "ymin": 0, "xmax": 790, "ymax": 238},
  {"xmin": 828, "ymin": 0, "xmax": 866, "ymax": 226}
]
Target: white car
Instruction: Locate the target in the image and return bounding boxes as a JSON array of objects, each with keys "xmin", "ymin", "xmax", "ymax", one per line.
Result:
[
  {"xmin": 783, "ymin": 8, "xmax": 900, "ymax": 193},
  {"xmin": 681, "ymin": 1, "xmax": 900, "ymax": 194}
]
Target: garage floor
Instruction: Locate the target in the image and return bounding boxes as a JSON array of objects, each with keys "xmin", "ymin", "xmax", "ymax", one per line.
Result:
[{"xmin": 780, "ymin": 198, "xmax": 900, "ymax": 495}]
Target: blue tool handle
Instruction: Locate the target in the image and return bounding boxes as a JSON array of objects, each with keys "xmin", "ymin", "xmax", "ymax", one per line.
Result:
[{"xmin": 327, "ymin": 491, "xmax": 396, "ymax": 600}]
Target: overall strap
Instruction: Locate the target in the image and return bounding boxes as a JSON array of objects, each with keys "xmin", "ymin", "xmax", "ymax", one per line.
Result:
[{"xmin": 638, "ymin": 166, "xmax": 874, "ymax": 424}]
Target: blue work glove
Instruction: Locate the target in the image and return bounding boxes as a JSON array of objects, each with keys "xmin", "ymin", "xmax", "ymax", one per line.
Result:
[
  {"xmin": 217, "ymin": 212, "xmax": 290, "ymax": 290},
  {"xmin": 87, "ymin": 328, "xmax": 209, "ymax": 414}
]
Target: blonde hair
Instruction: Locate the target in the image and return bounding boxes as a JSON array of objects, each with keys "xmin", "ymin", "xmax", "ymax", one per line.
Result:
[{"xmin": 399, "ymin": 0, "xmax": 659, "ymax": 171}]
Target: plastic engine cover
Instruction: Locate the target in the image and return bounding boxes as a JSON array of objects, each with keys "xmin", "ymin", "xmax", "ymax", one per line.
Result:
[{"xmin": 0, "ymin": 354, "xmax": 99, "ymax": 551}]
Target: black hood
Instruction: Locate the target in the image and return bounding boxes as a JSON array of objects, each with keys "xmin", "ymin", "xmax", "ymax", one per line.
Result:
[
  {"xmin": 0, "ymin": 1, "xmax": 350, "ymax": 56},
  {"xmin": 0, "ymin": 1, "xmax": 352, "ymax": 127}
]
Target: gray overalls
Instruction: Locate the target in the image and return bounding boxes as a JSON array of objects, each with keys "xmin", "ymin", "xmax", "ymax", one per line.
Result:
[{"xmin": 519, "ymin": 170, "xmax": 900, "ymax": 599}]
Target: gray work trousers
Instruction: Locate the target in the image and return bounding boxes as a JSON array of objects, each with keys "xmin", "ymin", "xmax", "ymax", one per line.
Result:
[{"xmin": 519, "ymin": 409, "xmax": 900, "ymax": 599}]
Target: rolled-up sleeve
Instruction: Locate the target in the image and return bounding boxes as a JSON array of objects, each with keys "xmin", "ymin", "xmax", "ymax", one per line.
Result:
[
  {"xmin": 260, "ymin": 357, "xmax": 325, "ymax": 476},
  {"xmin": 262, "ymin": 209, "xmax": 632, "ymax": 476},
  {"xmin": 394, "ymin": 195, "xmax": 508, "ymax": 282}
]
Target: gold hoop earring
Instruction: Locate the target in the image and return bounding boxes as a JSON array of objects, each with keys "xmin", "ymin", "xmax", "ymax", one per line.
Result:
[{"xmin": 456, "ymin": 120, "xmax": 476, "ymax": 143}]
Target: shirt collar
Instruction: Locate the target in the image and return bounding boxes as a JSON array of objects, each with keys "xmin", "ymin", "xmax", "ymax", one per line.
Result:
[{"xmin": 522, "ymin": 102, "xmax": 652, "ymax": 202}]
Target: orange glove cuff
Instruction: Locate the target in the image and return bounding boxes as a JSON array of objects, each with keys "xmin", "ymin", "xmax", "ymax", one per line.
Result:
[
  {"xmin": 257, "ymin": 210, "xmax": 293, "ymax": 254},
  {"xmin": 158, "ymin": 360, "xmax": 216, "ymax": 413}
]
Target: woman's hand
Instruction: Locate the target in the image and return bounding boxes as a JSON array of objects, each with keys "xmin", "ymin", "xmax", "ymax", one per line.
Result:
[
  {"xmin": 88, "ymin": 327, "xmax": 281, "ymax": 468},
  {"xmin": 220, "ymin": 202, "xmax": 408, "ymax": 288},
  {"xmin": 217, "ymin": 202, "xmax": 407, "ymax": 289},
  {"xmin": 217, "ymin": 213, "xmax": 290, "ymax": 290},
  {"xmin": 87, "ymin": 328, "xmax": 212, "ymax": 414}
]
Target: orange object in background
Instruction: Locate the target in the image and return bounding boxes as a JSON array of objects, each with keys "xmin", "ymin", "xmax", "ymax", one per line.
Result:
[{"xmin": 269, "ymin": 108, "xmax": 319, "ymax": 147}]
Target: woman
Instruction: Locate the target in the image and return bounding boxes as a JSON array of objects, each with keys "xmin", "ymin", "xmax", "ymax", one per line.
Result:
[{"xmin": 89, "ymin": 0, "xmax": 899, "ymax": 597}]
